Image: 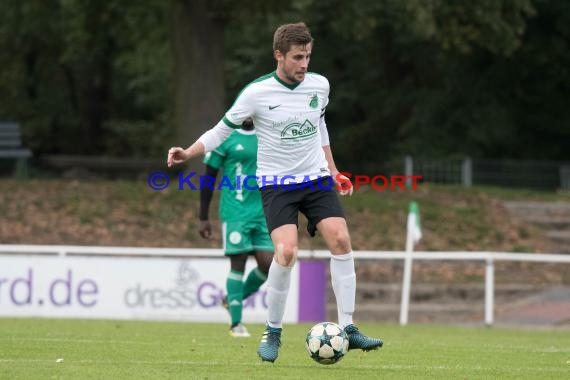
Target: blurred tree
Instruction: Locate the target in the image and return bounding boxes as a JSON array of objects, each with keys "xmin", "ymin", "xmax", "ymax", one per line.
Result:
[
  {"xmin": 170, "ymin": 0, "xmax": 225, "ymax": 165},
  {"xmin": 0, "ymin": 0, "xmax": 569, "ymax": 168},
  {"xmin": 58, "ymin": 0, "xmax": 119, "ymax": 153},
  {"xmin": 298, "ymin": 0, "xmax": 540, "ymax": 170},
  {"xmin": 395, "ymin": 0, "xmax": 570, "ymax": 161},
  {"xmin": 223, "ymin": 0, "xmax": 550, "ymax": 171},
  {"xmin": 0, "ymin": 0, "xmax": 171, "ymax": 157}
]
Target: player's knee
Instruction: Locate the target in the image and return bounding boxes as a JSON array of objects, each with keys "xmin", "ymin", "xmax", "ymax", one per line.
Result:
[
  {"xmin": 275, "ymin": 243, "xmax": 297, "ymax": 267},
  {"xmin": 330, "ymin": 229, "xmax": 351, "ymax": 253}
]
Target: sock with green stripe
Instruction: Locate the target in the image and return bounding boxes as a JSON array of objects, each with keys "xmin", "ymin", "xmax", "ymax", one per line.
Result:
[
  {"xmin": 243, "ymin": 267, "xmax": 267, "ymax": 300},
  {"xmin": 226, "ymin": 269, "xmax": 244, "ymax": 326}
]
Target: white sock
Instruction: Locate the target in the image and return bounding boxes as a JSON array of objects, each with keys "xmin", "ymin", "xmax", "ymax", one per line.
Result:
[
  {"xmin": 330, "ymin": 252, "xmax": 356, "ymax": 328},
  {"xmin": 266, "ymin": 260, "xmax": 292, "ymax": 329}
]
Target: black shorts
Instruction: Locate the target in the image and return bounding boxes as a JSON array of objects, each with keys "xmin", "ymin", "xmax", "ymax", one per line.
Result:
[{"xmin": 260, "ymin": 176, "xmax": 345, "ymax": 237}]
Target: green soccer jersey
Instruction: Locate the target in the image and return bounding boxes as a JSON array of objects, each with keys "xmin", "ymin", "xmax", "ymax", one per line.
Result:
[{"xmin": 203, "ymin": 129, "xmax": 264, "ymax": 222}]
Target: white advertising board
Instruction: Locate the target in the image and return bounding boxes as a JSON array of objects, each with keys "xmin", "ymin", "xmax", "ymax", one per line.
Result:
[{"xmin": 0, "ymin": 256, "xmax": 300, "ymax": 323}]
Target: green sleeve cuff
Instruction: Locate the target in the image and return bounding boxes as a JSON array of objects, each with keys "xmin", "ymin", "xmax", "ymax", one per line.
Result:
[{"xmin": 223, "ymin": 116, "xmax": 241, "ymax": 129}]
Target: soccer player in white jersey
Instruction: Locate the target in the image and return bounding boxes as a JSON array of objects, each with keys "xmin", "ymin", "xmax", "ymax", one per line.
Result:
[{"xmin": 168, "ymin": 22, "xmax": 383, "ymax": 363}]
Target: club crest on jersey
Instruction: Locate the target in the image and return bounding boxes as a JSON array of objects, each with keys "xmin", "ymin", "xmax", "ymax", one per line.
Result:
[
  {"xmin": 308, "ymin": 92, "xmax": 319, "ymax": 109},
  {"xmin": 280, "ymin": 119, "xmax": 317, "ymax": 140}
]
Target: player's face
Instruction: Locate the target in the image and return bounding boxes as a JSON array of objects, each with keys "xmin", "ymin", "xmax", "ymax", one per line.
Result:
[{"xmin": 275, "ymin": 43, "xmax": 312, "ymax": 84}]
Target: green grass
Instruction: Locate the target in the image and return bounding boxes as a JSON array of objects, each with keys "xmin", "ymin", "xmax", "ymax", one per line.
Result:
[{"xmin": 1, "ymin": 319, "xmax": 569, "ymax": 379}]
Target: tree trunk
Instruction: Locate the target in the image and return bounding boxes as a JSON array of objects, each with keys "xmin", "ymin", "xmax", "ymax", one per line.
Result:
[{"xmin": 170, "ymin": 0, "xmax": 225, "ymax": 172}]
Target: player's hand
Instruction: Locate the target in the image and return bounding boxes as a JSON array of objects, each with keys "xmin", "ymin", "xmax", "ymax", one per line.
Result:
[
  {"xmin": 333, "ymin": 172, "xmax": 353, "ymax": 196},
  {"xmin": 167, "ymin": 147, "xmax": 189, "ymax": 167},
  {"xmin": 199, "ymin": 220, "xmax": 212, "ymax": 239}
]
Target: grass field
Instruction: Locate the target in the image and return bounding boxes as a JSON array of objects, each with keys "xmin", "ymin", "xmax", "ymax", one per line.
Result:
[{"xmin": 1, "ymin": 319, "xmax": 569, "ymax": 379}]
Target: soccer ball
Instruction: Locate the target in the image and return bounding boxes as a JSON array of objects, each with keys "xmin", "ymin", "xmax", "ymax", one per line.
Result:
[{"xmin": 305, "ymin": 322, "xmax": 349, "ymax": 365}]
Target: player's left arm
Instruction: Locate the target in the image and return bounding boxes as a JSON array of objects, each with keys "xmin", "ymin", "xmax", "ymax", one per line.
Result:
[
  {"xmin": 322, "ymin": 145, "xmax": 353, "ymax": 197},
  {"xmin": 319, "ymin": 112, "xmax": 353, "ymax": 196}
]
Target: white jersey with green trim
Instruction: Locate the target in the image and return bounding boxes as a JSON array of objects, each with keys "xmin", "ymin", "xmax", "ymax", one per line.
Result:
[{"xmin": 222, "ymin": 71, "xmax": 330, "ymax": 185}]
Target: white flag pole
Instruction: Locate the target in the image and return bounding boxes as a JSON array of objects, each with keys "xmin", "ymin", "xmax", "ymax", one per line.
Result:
[
  {"xmin": 400, "ymin": 201, "xmax": 420, "ymax": 326},
  {"xmin": 399, "ymin": 211, "xmax": 414, "ymax": 325}
]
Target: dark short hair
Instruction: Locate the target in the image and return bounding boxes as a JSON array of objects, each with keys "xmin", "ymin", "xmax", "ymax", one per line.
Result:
[{"xmin": 273, "ymin": 22, "xmax": 313, "ymax": 55}]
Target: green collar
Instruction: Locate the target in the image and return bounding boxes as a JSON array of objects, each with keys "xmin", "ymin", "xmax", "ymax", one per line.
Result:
[{"xmin": 273, "ymin": 71, "xmax": 301, "ymax": 90}]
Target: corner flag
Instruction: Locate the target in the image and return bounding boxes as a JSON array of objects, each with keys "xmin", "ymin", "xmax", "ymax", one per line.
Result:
[{"xmin": 408, "ymin": 201, "xmax": 422, "ymax": 244}]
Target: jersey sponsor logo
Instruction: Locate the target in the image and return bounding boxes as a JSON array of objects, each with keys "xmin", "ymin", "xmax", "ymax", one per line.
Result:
[
  {"xmin": 280, "ymin": 119, "xmax": 317, "ymax": 140},
  {"xmin": 269, "ymin": 104, "xmax": 282, "ymax": 110}
]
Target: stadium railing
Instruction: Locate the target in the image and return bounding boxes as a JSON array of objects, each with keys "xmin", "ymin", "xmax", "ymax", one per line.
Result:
[{"xmin": 2, "ymin": 244, "xmax": 570, "ymax": 326}]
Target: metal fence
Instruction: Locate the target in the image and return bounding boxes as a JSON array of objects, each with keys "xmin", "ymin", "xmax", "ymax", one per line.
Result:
[{"xmin": 404, "ymin": 156, "xmax": 570, "ymax": 191}]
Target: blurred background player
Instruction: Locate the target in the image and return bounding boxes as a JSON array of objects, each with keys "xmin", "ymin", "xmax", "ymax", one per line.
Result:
[{"xmin": 199, "ymin": 117, "xmax": 274, "ymax": 338}]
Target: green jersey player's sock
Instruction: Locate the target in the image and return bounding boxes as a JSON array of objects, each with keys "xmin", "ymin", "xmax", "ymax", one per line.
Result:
[
  {"xmin": 243, "ymin": 267, "xmax": 267, "ymax": 300},
  {"xmin": 226, "ymin": 270, "xmax": 244, "ymax": 326}
]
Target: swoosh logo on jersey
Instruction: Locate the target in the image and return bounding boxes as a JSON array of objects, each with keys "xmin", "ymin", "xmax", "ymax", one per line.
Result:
[{"xmin": 269, "ymin": 104, "xmax": 282, "ymax": 110}]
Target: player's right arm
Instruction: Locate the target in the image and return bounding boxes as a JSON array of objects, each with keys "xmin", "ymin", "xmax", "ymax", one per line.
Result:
[
  {"xmin": 167, "ymin": 121, "xmax": 234, "ymax": 167},
  {"xmin": 167, "ymin": 85, "xmax": 256, "ymax": 167}
]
